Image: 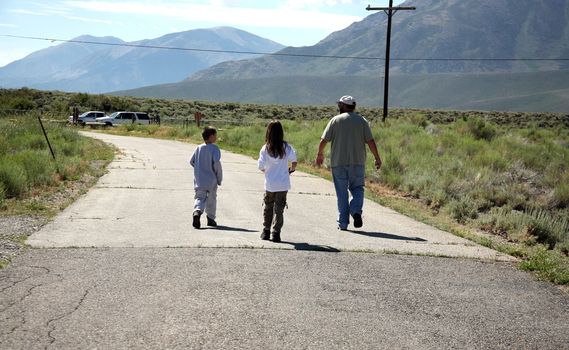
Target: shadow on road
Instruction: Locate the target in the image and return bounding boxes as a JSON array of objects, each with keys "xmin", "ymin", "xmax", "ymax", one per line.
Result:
[
  {"xmin": 207, "ymin": 225, "xmax": 258, "ymax": 233},
  {"xmin": 350, "ymin": 230, "xmax": 427, "ymax": 242},
  {"xmin": 280, "ymin": 241, "xmax": 341, "ymax": 253}
]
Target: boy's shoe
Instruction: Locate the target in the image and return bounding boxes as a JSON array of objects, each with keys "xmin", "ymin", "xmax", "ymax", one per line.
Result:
[
  {"xmin": 352, "ymin": 213, "xmax": 363, "ymax": 228},
  {"xmin": 192, "ymin": 210, "xmax": 202, "ymax": 229},
  {"xmin": 207, "ymin": 216, "xmax": 217, "ymax": 227},
  {"xmin": 260, "ymin": 229, "xmax": 270, "ymax": 241},
  {"xmin": 271, "ymin": 231, "xmax": 281, "ymax": 243},
  {"xmin": 338, "ymin": 226, "xmax": 348, "ymax": 231}
]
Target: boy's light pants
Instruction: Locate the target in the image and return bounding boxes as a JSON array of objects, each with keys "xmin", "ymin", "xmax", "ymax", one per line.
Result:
[{"xmin": 194, "ymin": 186, "xmax": 217, "ymax": 219}]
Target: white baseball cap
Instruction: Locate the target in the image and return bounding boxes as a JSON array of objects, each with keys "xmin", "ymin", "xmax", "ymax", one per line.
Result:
[{"xmin": 338, "ymin": 95, "xmax": 356, "ymax": 106}]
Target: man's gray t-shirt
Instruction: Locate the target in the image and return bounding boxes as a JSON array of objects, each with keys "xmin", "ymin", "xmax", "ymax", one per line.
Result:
[
  {"xmin": 321, "ymin": 112, "xmax": 374, "ymax": 167},
  {"xmin": 190, "ymin": 143, "xmax": 223, "ymax": 190}
]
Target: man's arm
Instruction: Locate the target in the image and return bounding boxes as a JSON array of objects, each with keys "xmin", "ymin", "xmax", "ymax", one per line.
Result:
[
  {"xmin": 316, "ymin": 139, "xmax": 328, "ymax": 166},
  {"xmin": 366, "ymin": 139, "xmax": 382, "ymax": 170}
]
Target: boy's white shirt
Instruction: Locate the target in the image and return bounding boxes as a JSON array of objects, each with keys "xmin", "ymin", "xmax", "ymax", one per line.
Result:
[{"xmin": 258, "ymin": 143, "xmax": 297, "ymax": 192}]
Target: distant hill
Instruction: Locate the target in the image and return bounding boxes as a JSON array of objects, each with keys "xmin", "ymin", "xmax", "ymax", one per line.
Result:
[
  {"xmin": 112, "ymin": 70, "xmax": 569, "ymax": 113},
  {"xmin": 188, "ymin": 0, "xmax": 569, "ymax": 81},
  {"xmin": 119, "ymin": 0, "xmax": 568, "ymax": 113},
  {"xmin": 0, "ymin": 27, "xmax": 285, "ymax": 93}
]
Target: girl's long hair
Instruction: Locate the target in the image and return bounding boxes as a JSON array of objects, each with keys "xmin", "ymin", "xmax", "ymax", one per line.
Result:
[{"xmin": 265, "ymin": 121, "xmax": 286, "ymax": 159}]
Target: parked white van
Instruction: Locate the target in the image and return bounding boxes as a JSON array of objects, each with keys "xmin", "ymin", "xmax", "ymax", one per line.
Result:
[{"xmin": 95, "ymin": 111, "xmax": 150, "ymax": 126}]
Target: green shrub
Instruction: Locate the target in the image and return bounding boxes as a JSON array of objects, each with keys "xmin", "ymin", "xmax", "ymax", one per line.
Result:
[
  {"xmin": 479, "ymin": 208, "xmax": 569, "ymax": 249},
  {"xmin": 14, "ymin": 150, "xmax": 55, "ymax": 187},
  {"xmin": 524, "ymin": 208, "xmax": 569, "ymax": 249},
  {"xmin": 0, "ymin": 182, "xmax": 5, "ymax": 208},
  {"xmin": 446, "ymin": 196, "xmax": 479, "ymax": 223},
  {"xmin": 56, "ymin": 157, "xmax": 87, "ymax": 181},
  {"xmin": 465, "ymin": 117, "xmax": 497, "ymax": 141},
  {"xmin": 519, "ymin": 247, "xmax": 569, "ymax": 285},
  {"xmin": 550, "ymin": 183, "xmax": 569, "ymax": 209},
  {"xmin": 0, "ymin": 158, "xmax": 27, "ymax": 198}
]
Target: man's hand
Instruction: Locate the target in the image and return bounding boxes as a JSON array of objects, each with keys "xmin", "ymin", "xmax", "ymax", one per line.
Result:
[
  {"xmin": 315, "ymin": 153, "xmax": 324, "ymax": 166},
  {"xmin": 374, "ymin": 158, "xmax": 382, "ymax": 170}
]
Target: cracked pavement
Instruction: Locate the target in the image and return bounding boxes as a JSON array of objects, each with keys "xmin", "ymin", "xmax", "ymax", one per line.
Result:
[{"xmin": 1, "ymin": 132, "xmax": 568, "ymax": 349}]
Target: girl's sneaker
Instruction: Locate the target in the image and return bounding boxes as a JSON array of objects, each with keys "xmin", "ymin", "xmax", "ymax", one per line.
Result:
[{"xmin": 271, "ymin": 231, "xmax": 281, "ymax": 243}]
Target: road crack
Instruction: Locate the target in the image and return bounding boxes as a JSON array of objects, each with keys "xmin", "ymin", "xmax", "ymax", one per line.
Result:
[{"xmin": 45, "ymin": 284, "xmax": 94, "ymax": 350}]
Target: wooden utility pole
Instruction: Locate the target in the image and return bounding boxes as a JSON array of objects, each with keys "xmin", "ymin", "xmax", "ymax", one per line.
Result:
[{"xmin": 367, "ymin": 1, "xmax": 415, "ymax": 122}]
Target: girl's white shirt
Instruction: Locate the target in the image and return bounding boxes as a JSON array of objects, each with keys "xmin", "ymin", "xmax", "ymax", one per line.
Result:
[{"xmin": 258, "ymin": 143, "xmax": 297, "ymax": 192}]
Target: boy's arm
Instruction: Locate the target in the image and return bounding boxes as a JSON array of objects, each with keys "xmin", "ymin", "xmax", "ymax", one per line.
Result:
[
  {"xmin": 214, "ymin": 148, "xmax": 223, "ymax": 185},
  {"xmin": 214, "ymin": 161, "xmax": 223, "ymax": 185}
]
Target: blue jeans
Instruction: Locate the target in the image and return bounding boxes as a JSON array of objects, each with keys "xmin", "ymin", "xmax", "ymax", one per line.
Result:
[{"xmin": 332, "ymin": 165, "xmax": 365, "ymax": 229}]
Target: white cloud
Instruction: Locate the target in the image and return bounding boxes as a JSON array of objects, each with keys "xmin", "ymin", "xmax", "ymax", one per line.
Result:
[
  {"xmin": 9, "ymin": 8, "xmax": 48, "ymax": 16},
  {"xmin": 9, "ymin": 3, "xmax": 111, "ymax": 24},
  {"xmin": 0, "ymin": 23, "xmax": 18, "ymax": 28},
  {"xmin": 282, "ymin": 0, "xmax": 354, "ymax": 10},
  {"xmin": 62, "ymin": 1, "xmax": 362, "ymax": 31},
  {"xmin": 62, "ymin": 15, "xmax": 113, "ymax": 24}
]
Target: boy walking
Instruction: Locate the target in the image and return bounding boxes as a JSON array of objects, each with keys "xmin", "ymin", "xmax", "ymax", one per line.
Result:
[{"xmin": 190, "ymin": 126, "xmax": 223, "ymax": 229}]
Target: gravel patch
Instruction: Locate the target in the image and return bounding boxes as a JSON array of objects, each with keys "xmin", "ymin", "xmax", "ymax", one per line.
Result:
[
  {"xmin": 0, "ymin": 215, "xmax": 47, "ymax": 262},
  {"xmin": 0, "ymin": 165, "xmax": 104, "ymax": 266}
]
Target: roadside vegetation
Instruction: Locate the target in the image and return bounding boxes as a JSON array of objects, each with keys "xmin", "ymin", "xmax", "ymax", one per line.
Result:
[
  {"xmin": 0, "ymin": 110, "xmax": 114, "ymax": 267},
  {"xmin": 1, "ymin": 88, "xmax": 568, "ymax": 287}
]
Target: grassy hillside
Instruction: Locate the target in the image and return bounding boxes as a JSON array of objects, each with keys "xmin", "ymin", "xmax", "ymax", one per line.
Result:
[{"xmin": 112, "ymin": 70, "xmax": 569, "ymax": 113}]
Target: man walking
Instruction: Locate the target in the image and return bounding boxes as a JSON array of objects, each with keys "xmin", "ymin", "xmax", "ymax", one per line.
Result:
[{"xmin": 316, "ymin": 95, "xmax": 382, "ymax": 230}]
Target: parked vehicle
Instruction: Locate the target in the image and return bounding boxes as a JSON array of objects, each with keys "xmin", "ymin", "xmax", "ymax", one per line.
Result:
[
  {"xmin": 134, "ymin": 112, "xmax": 150, "ymax": 123},
  {"xmin": 95, "ymin": 111, "xmax": 150, "ymax": 126},
  {"xmin": 68, "ymin": 111, "xmax": 107, "ymax": 125}
]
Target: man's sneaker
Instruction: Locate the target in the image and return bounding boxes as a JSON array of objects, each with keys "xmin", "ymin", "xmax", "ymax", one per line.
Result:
[
  {"xmin": 260, "ymin": 229, "xmax": 270, "ymax": 241},
  {"xmin": 353, "ymin": 213, "xmax": 363, "ymax": 228},
  {"xmin": 272, "ymin": 231, "xmax": 281, "ymax": 243},
  {"xmin": 338, "ymin": 226, "xmax": 348, "ymax": 231},
  {"xmin": 207, "ymin": 216, "xmax": 217, "ymax": 227},
  {"xmin": 192, "ymin": 210, "xmax": 202, "ymax": 229}
]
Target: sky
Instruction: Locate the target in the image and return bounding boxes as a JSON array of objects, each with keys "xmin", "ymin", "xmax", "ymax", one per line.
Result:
[{"xmin": 0, "ymin": 0, "xmax": 404, "ymax": 67}]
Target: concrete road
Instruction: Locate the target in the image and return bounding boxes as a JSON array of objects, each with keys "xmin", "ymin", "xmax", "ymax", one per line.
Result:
[
  {"xmin": 2, "ymin": 132, "xmax": 567, "ymax": 349},
  {"xmin": 28, "ymin": 132, "xmax": 511, "ymax": 261}
]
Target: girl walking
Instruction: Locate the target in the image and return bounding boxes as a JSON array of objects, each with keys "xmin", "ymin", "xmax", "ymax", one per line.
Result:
[{"xmin": 258, "ymin": 121, "xmax": 297, "ymax": 242}]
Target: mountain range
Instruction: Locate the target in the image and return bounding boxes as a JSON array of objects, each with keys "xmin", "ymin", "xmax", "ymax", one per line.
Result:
[
  {"xmin": 117, "ymin": 0, "xmax": 569, "ymax": 113},
  {"xmin": 188, "ymin": 0, "xmax": 569, "ymax": 80},
  {"xmin": 2, "ymin": 0, "xmax": 569, "ymax": 113},
  {"xmin": 0, "ymin": 27, "xmax": 284, "ymax": 93}
]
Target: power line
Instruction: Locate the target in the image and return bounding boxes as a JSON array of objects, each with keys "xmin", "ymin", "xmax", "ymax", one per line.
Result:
[{"xmin": 3, "ymin": 34, "xmax": 569, "ymax": 62}]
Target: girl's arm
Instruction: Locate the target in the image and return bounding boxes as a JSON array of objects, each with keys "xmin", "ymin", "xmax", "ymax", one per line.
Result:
[
  {"xmin": 258, "ymin": 146, "xmax": 266, "ymax": 172},
  {"xmin": 289, "ymin": 161, "xmax": 297, "ymax": 174},
  {"xmin": 288, "ymin": 145, "xmax": 298, "ymax": 173}
]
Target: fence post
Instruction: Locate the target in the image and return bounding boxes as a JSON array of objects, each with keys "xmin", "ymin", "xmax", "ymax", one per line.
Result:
[
  {"xmin": 194, "ymin": 112, "xmax": 203, "ymax": 127},
  {"xmin": 37, "ymin": 115, "xmax": 56, "ymax": 160}
]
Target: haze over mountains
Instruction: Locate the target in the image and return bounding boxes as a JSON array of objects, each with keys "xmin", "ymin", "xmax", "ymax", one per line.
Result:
[{"xmin": 0, "ymin": 27, "xmax": 284, "ymax": 93}]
